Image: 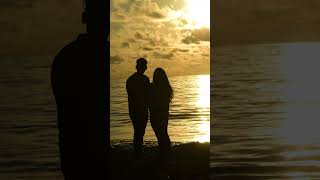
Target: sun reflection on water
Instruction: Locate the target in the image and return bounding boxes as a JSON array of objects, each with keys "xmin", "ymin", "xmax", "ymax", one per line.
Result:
[
  {"xmin": 193, "ymin": 75, "xmax": 210, "ymax": 142},
  {"xmin": 196, "ymin": 75, "xmax": 210, "ymax": 108}
]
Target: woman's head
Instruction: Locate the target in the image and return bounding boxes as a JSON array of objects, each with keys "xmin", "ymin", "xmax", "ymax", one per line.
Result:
[{"xmin": 153, "ymin": 68, "xmax": 173, "ymax": 102}]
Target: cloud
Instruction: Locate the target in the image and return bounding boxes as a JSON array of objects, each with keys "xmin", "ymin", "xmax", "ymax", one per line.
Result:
[
  {"xmin": 133, "ymin": 31, "xmax": 159, "ymax": 43},
  {"xmin": 182, "ymin": 28, "xmax": 210, "ymax": 44},
  {"xmin": 154, "ymin": 51, "xmax": 174, "ymax": 59},
  {"xmin": 149, "ymin": 40, "xmax": 156, "ymax": 46},
  {"xmin": 175, "ymin": 18, "xmax": 188, "ymax": 28},
  {"xmin": 122, "ymin": 42, "xmax": 130, "ymax": 48},
  {"xmin": 172, "ymin": 48, "xmax": 189, "ymax": 53},
  {"xmin": 111, "ymin": 0, "xmax": 135, "ymax": 12},
  {"xmin": 128, "ymin": 38, "xmax": 136, "ymax": 43},
  {"xmin": 144, "ymin": 1, "xmax": 167, "ymax": 19},
  {"xmin": 202, "ymin": 53, "xmax": 209, "ymax": 57},
  {"xmin": 192, "ymin": 28, "xmax": 210, "ymax": 41},
  {"xmin": 134, "ymin": 32, "xmax": 145, "ymax": 40},
  {"xmin": 110, "ymin": 22, "xmax": 124, "ymax": 33},
  {"xmin": 111, "ymin": 0, "xmax": 168, "ymax": 18},
  {"xmin": 156, "ymin": 0, "xmax": 186, "ymax": 10},
  {"xmin": 143, "ymin": 47, "xmax": 153, "ymax": 51},
  {"xmin": 182, "ymin": 36, "xmax": 200, "ymax": 44},
  {"xmin": 147, "ymin": 38, "xmax": 168, "ymax": 47},
  {"xmin": 112, "ymin": 12, "xmax": 128, "ymax": 21},
  {"xmin": 147, "ymin": 11, "xmax": 165, "ymax": 19},
  {"xmin": 110, "ymin": 55, "xmax": 124, "ymax": 64}
]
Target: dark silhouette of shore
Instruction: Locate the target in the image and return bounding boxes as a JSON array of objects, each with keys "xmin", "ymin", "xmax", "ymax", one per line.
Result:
[{"xmin": 109, "ymin": 141, "xmax": 209, "ymax": 180}]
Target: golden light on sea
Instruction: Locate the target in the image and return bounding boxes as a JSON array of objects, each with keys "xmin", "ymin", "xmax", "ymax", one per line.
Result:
[
  {"xmin": 194, "ymin": 75, "xmax": 210, "ymax": 142},
  {"xmin": 197, "ymin": 75, "xmax": 210, "ymax": 108},
  {"xmin": 194, "ymin": 117, "xmax": 210, "ymax": 143}
]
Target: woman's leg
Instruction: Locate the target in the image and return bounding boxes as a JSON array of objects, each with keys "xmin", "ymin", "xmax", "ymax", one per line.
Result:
[
  {"xmin": 163, "ymin": 117, "xmax": 171, "ymax": 149},
  {"xmin": 151, "ymin": 113, "xmax": 171, "ymax": 155},
  {"xmin": 157, "ymin": 118, "xmax": 171, "ymax": 156}
]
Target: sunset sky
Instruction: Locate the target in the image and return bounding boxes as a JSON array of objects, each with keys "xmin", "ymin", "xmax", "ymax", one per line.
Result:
[
  {"xmin": 2, "ymin": 1, "xmax": 320, "ymax": 59},
  {"xmin": 110, "ymin": 0, "xmax": 210, "ymax": 79}
]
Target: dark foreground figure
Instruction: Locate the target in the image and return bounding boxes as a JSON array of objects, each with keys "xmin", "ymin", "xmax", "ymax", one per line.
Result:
[
  {"xmin": 51, "ymin": 5, "xmax": 107, "ymax": 179},
  {"xmin": 51, "ymin": 33, "xmax": 107, "ymax": 179},
  {"xmin": 126, "ymin": 58, "xmax": 151, "ymax": 158}
]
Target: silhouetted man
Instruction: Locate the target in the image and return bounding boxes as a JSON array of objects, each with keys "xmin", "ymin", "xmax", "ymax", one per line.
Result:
[
  {"xmin": 126, "ymin": 58, "xmax": 151, "ymax": 158},
  {"xmin": 51, "ymin": 3, "xmax": 107, "ymax": 179}
]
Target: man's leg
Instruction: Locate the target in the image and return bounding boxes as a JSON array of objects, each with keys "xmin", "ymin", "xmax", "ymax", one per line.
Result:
[
  {"xmin": 132, "ymin": 116, "xmax": 148, "ymax": 158},
  {"xmin": 133, "ymin": 124, "xmax": 143, "ymax": 157}
]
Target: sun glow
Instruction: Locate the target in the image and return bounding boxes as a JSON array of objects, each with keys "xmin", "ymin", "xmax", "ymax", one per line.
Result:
[
  {"xmin": 168, "ymin": 0, "xmax": 210, "ymax": 29},
  {"xmin": 184, "ymin": 0, "xmax": 210, "ymax": 29}
]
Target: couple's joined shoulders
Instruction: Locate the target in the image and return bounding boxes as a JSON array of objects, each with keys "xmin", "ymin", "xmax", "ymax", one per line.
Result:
[{"xmin": 127, "ymin": 73, "xmax": 150, "ymax": 81}]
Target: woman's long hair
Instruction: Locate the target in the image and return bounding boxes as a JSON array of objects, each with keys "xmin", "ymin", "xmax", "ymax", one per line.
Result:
[{"xmin": 152, "ymin": 68, "xmax": 174, "ymax": 103}]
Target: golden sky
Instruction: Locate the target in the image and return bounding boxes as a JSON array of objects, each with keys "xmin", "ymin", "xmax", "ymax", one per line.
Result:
[
  {"xmin": 3, "ymin": 0, "xmax": 320, "ymax": 57},
  {"xmin": 110, "ymin": 0, "xmax": 210, "ymax": 79}
]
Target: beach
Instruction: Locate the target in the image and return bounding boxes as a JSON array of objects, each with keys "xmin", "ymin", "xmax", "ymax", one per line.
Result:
[{"xmin": 109, "ymin": 140, "xmax": 209, "ymax": 180}]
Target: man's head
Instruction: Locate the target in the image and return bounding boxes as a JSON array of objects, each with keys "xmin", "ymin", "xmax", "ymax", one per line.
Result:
[
  {"xmin": 136, "ymin": 58, "xmax": 148, "ymax": 74},
  {"xmin": 82, "ymin": 0, "xmax": 89, "ymax": 33}
]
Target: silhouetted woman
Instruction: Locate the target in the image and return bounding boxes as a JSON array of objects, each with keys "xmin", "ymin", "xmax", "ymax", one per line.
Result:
[{"xmin": 150, "ymin": 68, "xmax": 173, "ymax": 156}]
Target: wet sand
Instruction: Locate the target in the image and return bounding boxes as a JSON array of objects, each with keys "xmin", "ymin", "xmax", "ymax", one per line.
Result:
[{"xmin": 109, "ymin": 140, "xmax": 209, "ymax": 180}]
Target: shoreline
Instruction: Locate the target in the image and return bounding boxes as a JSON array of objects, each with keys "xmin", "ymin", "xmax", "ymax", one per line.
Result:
[{"xmin": 109, "ymin": 140, "xmax": 210, "ymax": 180}]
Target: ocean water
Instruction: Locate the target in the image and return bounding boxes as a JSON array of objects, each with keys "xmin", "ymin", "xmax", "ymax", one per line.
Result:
[
  {"xmin": 212, "ymin": 42, "xmax": 320, "ymax": 179},
  {"xmin": 0, "ymin": 55, "xmax": 210, "ymax": 179},
  {"xmin": 110, "ymin": 74, "xmax": 210, "ymax": 143},
  {"xmin": 0, "ymin": 56, "xmax": 62, "ymax": 179},
  {"xmin": 2, "ymin": 42, "xmax": 320, "ymax": 179}
]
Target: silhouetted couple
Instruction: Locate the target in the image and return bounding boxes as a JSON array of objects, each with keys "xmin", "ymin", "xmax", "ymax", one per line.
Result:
[{"xmin": 126, "ymin": 58, "xmax": 173, "ymax": 159}]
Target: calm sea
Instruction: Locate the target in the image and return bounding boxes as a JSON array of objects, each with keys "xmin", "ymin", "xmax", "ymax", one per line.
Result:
[
  {"xmin": 2, "ymin": 42, "xmax": 320, "ymax": 179},
  {"xmin": 0, "ymin": 56, "xmax": 62, "ymax": 179},
  {"xmin": 0, "ymin": 55, "xmax": 210, "ymax": 179},
  {"xmin": 212, "ymin": 42, "xmax": 320, "ymax": 179}
]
